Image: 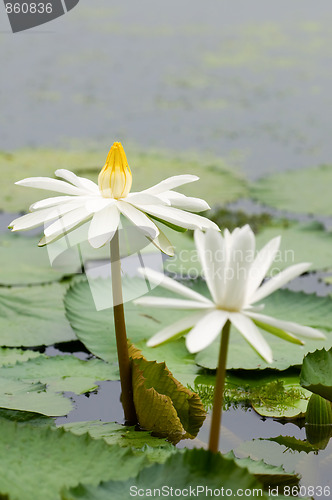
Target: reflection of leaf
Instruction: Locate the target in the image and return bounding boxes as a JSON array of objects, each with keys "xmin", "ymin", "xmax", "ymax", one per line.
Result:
[
  {"xmin": 268, "ymin": 435, "xmax": 319, "ymax": 454},
  {"xmin": 129, "ymin": 345, "xmax": 206, "ymax": 444},
  {"xmin": 63, "ymin": 448, "xmax": 268, "ymax": 500},
  {"xmin": 0, "ymin": 355, "xmax": 117, "ymax": 394},
  {"xmin": 61, "ymin": 420, "xmax": 174, "ymax": 464},
  {"xmin": 300, "ymin": 348, "xmax": 332, "ymax": 402},
  {"xmin": 0, "ymin": 418, "xmax": 147, "ymax": 500},
  {"xmin": 225, "ymin": 451, "xmax": 300, "ymax": 487},
  {"xmin": 251, "ymin": 164, "xmax": 332, "ymax": 216},
  {"xmin": 0, "ymin": 283, "xmax": 76, "ymax": 347}
]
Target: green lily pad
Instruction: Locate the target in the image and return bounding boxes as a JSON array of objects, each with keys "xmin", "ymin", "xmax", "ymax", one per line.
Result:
[
  {"xmin": 224, "ymin": 451, "xmax": 299, "ymax": 486},
  {"xmin": 0, "ymin": 233, "xmax": 73, "ymax": 285},
  {"xmin": 196, "ymin": 289, "xmax": 332, "ymax": 371},
  {"xmin": 0, "ymin": 418, "xmax": 147, "ymax": 500},
  {"xmin": 61, "ymin": 420, "xmax": 174, "ymax": 464},
  {"xmin": 62, "ymin": 448, "xmax": 268, "ymax": 500},
  {"xmin": 64, "ymin": 278, "xmax": 201, "ymax": 386},
  {"xmin": 0, "ymin": 283, "xmax": 76, "ymax": 347},
  {"xmin": 300, "ymin": 348, "xmax": 332, "ymax": 402},
  {"xmin": 0, "ymin": 355, "xmax": 117, "ymax": 394},
  {"xmin": 256, "ymin": 222, "xmax": 332, "ymax": 273},
  {"xmin": 251, "ymin": 164, "xmax": 332, "ymax": 216},
  {"xmin": 0, "ymin": 378, "xmax": 72, "ymax": 416},
  {"xmin": 0, "ymin": 148, "xmax": 247, "ymax": 212},
  {"xmin": 268, "ymin": 435, "xmax": 321, "ymax": 454},
  {"xmin": 0, "ymin": 348, "xmax": 40, "ymax": 367}
]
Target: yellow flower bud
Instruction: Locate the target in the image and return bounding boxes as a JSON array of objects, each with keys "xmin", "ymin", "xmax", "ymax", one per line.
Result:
[{"xmin": 98, "ymin": 142, "xmax": 132, "ymax": 199}]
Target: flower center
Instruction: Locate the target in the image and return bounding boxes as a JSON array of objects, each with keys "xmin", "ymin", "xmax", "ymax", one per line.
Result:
[{"xmin": 98, "ymin": 142, "xmax": 132, "ymax": 199}]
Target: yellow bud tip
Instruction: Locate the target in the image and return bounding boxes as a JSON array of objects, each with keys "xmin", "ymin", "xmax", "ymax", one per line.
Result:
[{"xmin": 98, "ymin": 142, "xmax": 132, "ymax": 199}]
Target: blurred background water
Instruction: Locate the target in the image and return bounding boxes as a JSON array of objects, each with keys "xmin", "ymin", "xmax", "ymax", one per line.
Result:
[{"xmin": 1, "ymin": 0, "xmax": 332, "ymax": 178}]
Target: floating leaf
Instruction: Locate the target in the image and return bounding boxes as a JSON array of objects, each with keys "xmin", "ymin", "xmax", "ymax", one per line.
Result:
[
  {"xmin": 0, "ymin": 233, "xmax": 72, "ymax": 285},
  {"xmin": 196, "ymin": 289, "xmax": 332, "ymax": 371},
  {"xmin": 224, "ymin": 451, "xmax": 299, "ymax": 487},
  {"xmin": 0, "ymin": 148, "xmax": 247, "ymax": 212},
  {"xmin": 0, "ymin": 418, "xmax": 147, "ymax": 500},
  {"xmin": 62, "ymin": 448, "xmax": 268, "ymax": 500},
  {"xmin": 0, "ymin": 355, "xmax": 117, "ymax": 394},
  {"xmin": 268, "ymin": 435, "xmax": 320, "ymax": 454},
  {"xmin": 256, "ymin": 222, "xmax": 332, "ymax": 272},
  {"xmin": 0, "ymin": 283, "xmax": 76, "ymax": 346},
  {"xmin": 300, "ymin": 348, "xmax": 332, "ymax": 402},
  {"xmin": 129, "ymin": 344, "xmax": 206, "ymax": 444},
  {"xmin": 0, "ymin": 348, "xmax": 40, "ymax": 367},
  {"xmin": 61, "ymin": 420, "xmax": 174, "ymax": 464},
  {"xmin": 0, "ymin": 378, "xmax": 72, "ymax": 416},
  {"xmin": 65, "ymin": 279, "xmax": 201, "ymax": 386},
  {"xmin": 251, "ymin": 165, "xmax": 332, "ymax": 216}
]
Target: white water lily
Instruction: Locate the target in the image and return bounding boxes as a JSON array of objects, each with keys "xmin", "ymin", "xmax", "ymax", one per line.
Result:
[
  {"xmin": 135, "ymin": 225, "xmax": 326, "ymax": 363},
  {"xmin": 9, "ymin": 142, "xmax": 217, "ymax": 253}
]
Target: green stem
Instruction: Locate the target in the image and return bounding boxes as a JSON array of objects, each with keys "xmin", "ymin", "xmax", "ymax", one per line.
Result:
[
  {"xmin": 208, "ymin": 319, "xmax": 231, "ymax": 453},
  {"xmin": 110, "ymin": 230, "xmax": 137, "ymax": 425}
]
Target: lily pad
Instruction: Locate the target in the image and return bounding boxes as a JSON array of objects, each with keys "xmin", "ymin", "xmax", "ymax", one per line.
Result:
[
  {"xmin": 0, "ymin": 355, "xmax": 117, "ymax": 394},
  {"xmin": 62, "ymin": 448, "xmax": 269, "ymax": 500},
  {"xmin": 251, "ymin": 164, "xmax": 332, "ymax": 216},
  {"xmin": 0, "ymin": 348, "xmax": 40, "ymax": 367},
  {"xmin": 0, "ymin": 283, "xmax": 76, "ymax": 347},
  {"xmin": 0, "ymin": 418, "xmax": 147, "ymax": 500},
  {"xmin": 129, "ymin": 345, "xmax": 206, "ymax": 444},
  {"xmin": 61, "ymin": 420, "xmax": 174, "ymax": 464},
  {"xmin": 0, "ymin": 378, "xmax": 73, "ymax": 416},
  {"xmin": 196, "ymin": 289, "xmax": 332, "ymax": 371},
  {"xmin": 0, "ymin": 233, "xmax": 73, "ymax": 285},
  {"xmin": 0, "ymin": 148, "xmax": 247, "ymax": 212},
  {"xmin": 300, "ymin": 348, "xmax": 332, "ymax": 402},
  {"xmin": 64, "ymin": 278, "xmax": 201, "ymax": 386}
]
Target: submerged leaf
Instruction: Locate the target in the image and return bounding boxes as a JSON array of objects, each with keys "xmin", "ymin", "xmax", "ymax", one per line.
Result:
[
  {"xmin": 129, "ymin": 344, "xmax": 206, "ymax": 444},
  {"xmin": 300, "ymin": 348, "xmax": 332, "ymax": 402}
]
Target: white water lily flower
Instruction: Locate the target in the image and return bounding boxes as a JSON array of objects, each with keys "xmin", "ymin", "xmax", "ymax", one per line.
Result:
[
  {"xmin": 135, "ymin": 225, "xmax": 326, "ymax": 363},
  {"xmin": 9, "ymin": 142, "xmax": 217, "ymax": 253}
]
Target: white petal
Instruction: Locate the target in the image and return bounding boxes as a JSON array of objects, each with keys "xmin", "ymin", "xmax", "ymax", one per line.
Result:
[
  {"xmin": 134, "ymin": 297, "xmax": 213, "ymax": 309},
  {"xmin": 125, "ymin": 192, "xmax": 170, "ymax": 206},
  {"xmin": 246, "ymin": 312, "xmax": 326, "ymax": 340},
  {"xmin": 137, "ymin": 267, "xmax": 213, "ymax": 304},
  {"xmin": 16, "ymin": 177, "xmax": 86, "ymax": 196},
  {"xmin": 9, "ymin": 201, "xmax": 85, "ymax": 231},
  {"xmin": 159, "ymin": 191, "xmax": 210, "ymax": 212},
  {"xmin": 85, "ymin": 197, "xmax": 115, "ymax": 213},
  {"xmin": 88, "ymin": 204, "xmax": 120, "ymax": 248},
  {"xmin": 245, "ymin": 236, "xmax": 281, "ymax": 303},
  {"xmin": 229, "ymin": 312, "xmax": 273, "ymax": 363},
  {"xmin": 221, "ymin": 225, "xmax": 256, "ymax": 311},
  {"xmin": 30, "ymin": 195, "xmax": 81, "ymax": 211},
  {"xmin": 44, "ymin": 206, "xmax": 92, "ymax": 237},
  {"xmin": 146, "ymin": 312, "xmax": 206, "ymax": 347},
  {"xmin": 186, "ymin": 310, "xmax": 228, "ymax": 353},
  {"xmin": 194, "ymin": 229, "xmax": 225, "ymax": 304},
  {"xmin": 251, "ymin": 262, "xmax": 311, "ymax": 304},
  {"xmin": 55, "ymin": 169, "xmax": 99, "ymax": 193},
  {"xmin": 117, "ymin": 201, "xmax": 159, "ymax": 239},
  {"xmin": 144, "ymin": 175, "xmax": 199, "ymax": 195},
  {"xmin": 143, "ymin": 205, "xmax": 218, "ymax": 230}
]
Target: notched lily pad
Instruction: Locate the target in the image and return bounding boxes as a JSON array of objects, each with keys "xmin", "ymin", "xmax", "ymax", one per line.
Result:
[
  {"xmin": 129, "ymin": 345, "xmax": 206, "ymax": 444},
  {"xmin": 300, "ymin": 348, "xmax": 332, "ymax": 402}
]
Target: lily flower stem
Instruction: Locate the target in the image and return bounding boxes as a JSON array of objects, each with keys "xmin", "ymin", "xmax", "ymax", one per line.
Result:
[
  {"xmin": 208, "ymin": 319, "xmax": 231, "ymax": 453},
  {"xmin": 110, "ymin": 230, "xmax": 138, "ymax": 425}
]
